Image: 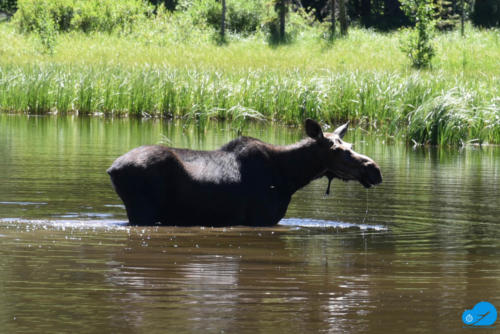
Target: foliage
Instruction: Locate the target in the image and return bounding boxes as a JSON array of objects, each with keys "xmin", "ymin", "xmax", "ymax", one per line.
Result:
[
  {"xmin": 1, "ymin": 3, "xmax": 499, "ymax": 145},
  {"xmin": 1, "ymin": 22, "xmax": 498, "ymax": 145},
  {"xmin": 188, "ymin": 0, "xmax": 265, "ymax": 36},
  {"xmin": 0, "ymin": 0, "xmax": 17, "ymax": 15},
  {"xmin": 4, "ymin": 0, "xmax": 500, "ymax": 33},
  {"xmin": 264, "ymin": 7, "xmax": 289, "ymax": 44},
  {"xmin": 263, "ymin": 3, "xmax": 316, "ymax": 45},
  {"xmin": 13, "ymin": 0, "xmax": 151, "ymax": 34},
  {"xmin": 36, "ymin": 4, "xmax": 57, "ymax": 54},
  {"xmin": 148, "ymin": 0, "xmax": 178, "ymax": 11},
  {"xmin": 132, "ymin": 3, "xmax": 210, "ymax": 44},
  {"xmin": 434, "ymin": 0, "xmax": 459, "ymax": 30},
  {"xmin": 434, "ymin": 0, "xmax": 473, "ymax": 31},
  {"xmin": 399, "ymin": 0, "xmax": 435, "ymax": 68}
]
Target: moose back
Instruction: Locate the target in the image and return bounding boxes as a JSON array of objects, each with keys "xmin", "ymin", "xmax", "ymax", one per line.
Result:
[{"xmin": 107, "ymin": 119, "xmax": 382, "ymax": 226}]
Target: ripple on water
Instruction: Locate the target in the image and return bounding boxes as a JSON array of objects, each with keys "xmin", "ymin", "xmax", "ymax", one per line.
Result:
[
  {"xmin": 53, "ymin": 212, "xmax": 115, "ymax": 219},
  {"xmin": 0, "ymin": 218, "xmax": 129, "ymax": 231},
  {"xmin": 0, "ymin": 201, "xmax": 48, "ymax": 206},
  {"xmin": 279, "ymin": 218, "xmax": 388, "ymax": 231},
  {"xmin": 1, "ymin": 217, "xmax": 387, "ymax": 231}
]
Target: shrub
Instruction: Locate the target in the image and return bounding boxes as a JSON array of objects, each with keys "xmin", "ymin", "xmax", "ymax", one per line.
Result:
[
  {"xmin": 400, "ymin": 0, "xmax": 435, "ymax": 68},
  {"xmin": 263, "ymin": 6, "xmax": 315, "ymax": 44},
  {"xmin": 184, "ymin": 0, "xmax": 264, "ymax": 36},
  {"xmin": 11, "ymin": 0, "xmax": 58, "ymax": 53},
  {"xmin": 226, "ymin": 1, "xmax": 263, "ymax": 35},
  {"xmin": 37, "ymin": 6, "xmax": 58, "ymax": 54},
  {"xmin": 13, "ymin": 0, "xmax": 151, "ymax": 33}
]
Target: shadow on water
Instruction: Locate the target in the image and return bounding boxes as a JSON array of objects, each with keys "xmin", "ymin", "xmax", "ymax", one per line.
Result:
[{"xmin": 0, "ymin": 115, "xmax": 500, "ymax": 333}]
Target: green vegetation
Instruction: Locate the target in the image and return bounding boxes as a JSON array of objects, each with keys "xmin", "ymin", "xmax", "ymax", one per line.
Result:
[
  {"xmin": 13, "ymin": 0, "xmax": 150, "ymax": 33},
  {"xmin": 400, "ymin": 0, "xmax": 436, "ymax": 68},
  {"xmin": 0, "ymin": 0, "xmax": 499, "ymax": 145}
]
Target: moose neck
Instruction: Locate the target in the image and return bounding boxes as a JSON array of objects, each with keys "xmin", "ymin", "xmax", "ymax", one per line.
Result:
[{"xmin": 273, "ymin": 138, "xmax": 327, "ymax": 194}]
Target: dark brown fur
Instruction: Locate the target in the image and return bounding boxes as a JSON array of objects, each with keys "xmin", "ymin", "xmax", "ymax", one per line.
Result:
[{"xmin": 107, "ymin": 119, "xmax": 382, "ymax": 226}]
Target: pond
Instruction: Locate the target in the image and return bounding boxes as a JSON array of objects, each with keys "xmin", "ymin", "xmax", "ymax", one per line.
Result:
[{"xmin": 0, "ymin": 114, "xmax": 499, "ymax": 333}]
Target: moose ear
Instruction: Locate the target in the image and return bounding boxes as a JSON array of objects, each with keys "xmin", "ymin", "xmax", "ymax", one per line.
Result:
[
  {"xmin": 333, "ymin": 122, "xmax": 349, "ymax": 139},
  {"xmin": 305, "ymin": 119, "xmax": 324, "ymax": 140}
]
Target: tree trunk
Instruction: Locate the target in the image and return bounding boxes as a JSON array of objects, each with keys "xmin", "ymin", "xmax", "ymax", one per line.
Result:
[
  {"xmin": 330, "ymin": 0, "xmax": 336, "ymax": 36},
  {"xmin": 338, "ymin": 0, "xmax": 347, "ymax": 35},
  {"xmin": 279, "ymin": 0, "xmax": 286, "ymax": 41},
  {"xmin": 221, "ymin": 0, "xmax": 226, "ymax": 41},
  {"xmin": 460, "ymin": 0, "xmax": 465, "ymax": 36}
]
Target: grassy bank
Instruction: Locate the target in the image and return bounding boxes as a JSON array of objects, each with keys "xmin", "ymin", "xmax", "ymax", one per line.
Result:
[{"xmin": 0, "ymin": 22, "xmax": 499, "ymax": 145}]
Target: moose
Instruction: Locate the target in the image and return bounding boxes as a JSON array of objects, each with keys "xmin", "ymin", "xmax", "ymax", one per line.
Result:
[{"xmin": 107, "ymin": 119, "xmax": 382, "ymax": 226}]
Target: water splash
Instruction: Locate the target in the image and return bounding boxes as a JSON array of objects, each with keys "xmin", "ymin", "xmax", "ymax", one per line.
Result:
[
  {"xmin": 0, "ymin": 218, "xmax": 129, "ymax": 231},
  {"xmin": 279, "ymin": 218, "xmax": 387, "ymax": 231},
  {"xmin": 362, "ymin": 189, "xmax": 369, "ymax": 225}
]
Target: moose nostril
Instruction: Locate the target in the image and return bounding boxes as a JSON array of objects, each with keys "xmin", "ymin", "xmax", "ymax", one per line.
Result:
[{"xmin": 364, "ymin": 161, "xmax": 375, "ymax": 169}]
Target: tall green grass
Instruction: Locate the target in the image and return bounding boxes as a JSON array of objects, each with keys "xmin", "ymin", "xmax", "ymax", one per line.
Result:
[
  {"xmin": 0, "ymin": 22, "xmax": 498, "ymax": 145},
  {"xmin": 1, "ymin": 64, "xmax": 498, "ymax": 145}
]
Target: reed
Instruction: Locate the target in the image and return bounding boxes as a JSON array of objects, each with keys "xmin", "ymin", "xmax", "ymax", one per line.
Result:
[{"xmin": 0, "ymin": 22, "xmax": 498, "ymax": 145}]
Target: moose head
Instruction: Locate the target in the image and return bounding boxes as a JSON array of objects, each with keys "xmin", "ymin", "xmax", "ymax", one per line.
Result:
[{"xmin": 304, "ymin": 119, "xmax": 382, "ymax": 193}]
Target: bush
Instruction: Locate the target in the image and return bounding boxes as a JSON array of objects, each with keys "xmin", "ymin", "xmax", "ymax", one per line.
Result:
[
  {"xmin": 471, "ymin": 0, "xmax": 500, "ymax": 27},
  {"xmin": 13, "ymin": 0, "xmax": 152, "ymax": 33},
  {"xmin": 226, "ymin": 1, "xmax": 263, "ymax": 35},
  {"xmin": 183, "ymin": 0, "xmax": 264, "ymax": 36},
  {"xmin": 400, "ymin": 0, "xmax": 435, "ymax": 68},
  {"xmin": 263, "ymin": 6, "xmax": 315, "ymax": 44}
]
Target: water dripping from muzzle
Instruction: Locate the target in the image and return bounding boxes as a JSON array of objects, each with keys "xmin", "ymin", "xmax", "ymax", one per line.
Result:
[
  {"xmin": 362, "ymin": 189, "xmax": 369, "ymax": 224},
  {"xmin": 325, "ymin": 175, "xmax": 334, "ymax": 196}
]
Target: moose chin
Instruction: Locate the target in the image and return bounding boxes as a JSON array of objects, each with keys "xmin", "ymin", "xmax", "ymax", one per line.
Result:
[{"xmin": 107, "ymin": 119, "xmax": 382, "ymax": 227}]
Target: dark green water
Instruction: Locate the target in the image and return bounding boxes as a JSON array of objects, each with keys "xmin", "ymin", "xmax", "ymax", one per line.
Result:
[{"xmin": 0, "ymin": 114, "xmax": 499, "ymax": 333}]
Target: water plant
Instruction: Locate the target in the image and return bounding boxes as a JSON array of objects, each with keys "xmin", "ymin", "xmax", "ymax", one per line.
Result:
[{"xmin": 0, "ymin": 62, "xmax": 498, "ymax": 145}]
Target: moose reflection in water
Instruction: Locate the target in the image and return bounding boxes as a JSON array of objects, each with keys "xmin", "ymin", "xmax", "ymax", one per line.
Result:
[{"xmin": 107, "ymin": 119, "xmax": 382, "ymax": 226}]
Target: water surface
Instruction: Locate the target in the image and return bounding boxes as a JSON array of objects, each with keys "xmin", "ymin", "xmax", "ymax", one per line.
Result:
[{"xmin": 0, "ymin": 115, "xmax": 499, "ymax": 333}]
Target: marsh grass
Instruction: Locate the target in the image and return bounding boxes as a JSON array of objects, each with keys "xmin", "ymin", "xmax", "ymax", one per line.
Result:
[{"xmin": 0, "ymin": 22, "xmax": 498, "ymax": 145}]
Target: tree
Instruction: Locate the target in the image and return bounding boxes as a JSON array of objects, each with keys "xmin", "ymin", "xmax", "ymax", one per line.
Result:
[
  {"xmin": 435, "ymin": 0, "xmax": 460, "ymax": 30},
  {"xmin": 221, "ymin": 0, "xmax": 226, "ymax": 41},
  {"xmin": 400, "ymin": 0, "xmax": 435, "ymax": 68},
  {"xmin": 266, "ymin": 0, "xmax": 290, "ymax": 43},
  {"xmin": 338, "ymin": 0, "xmax": 347, "ymax": 35},
  {"xmin": 275, "ymin": 0, "xmax": 289, "ymax": 41},
  {"xmin": 460, "ymin": 0, "xmax": 465, "ymax": 35},
  {"xmin": 329, "ymin": 0, "xmax": 336, "ymax": 37}
]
